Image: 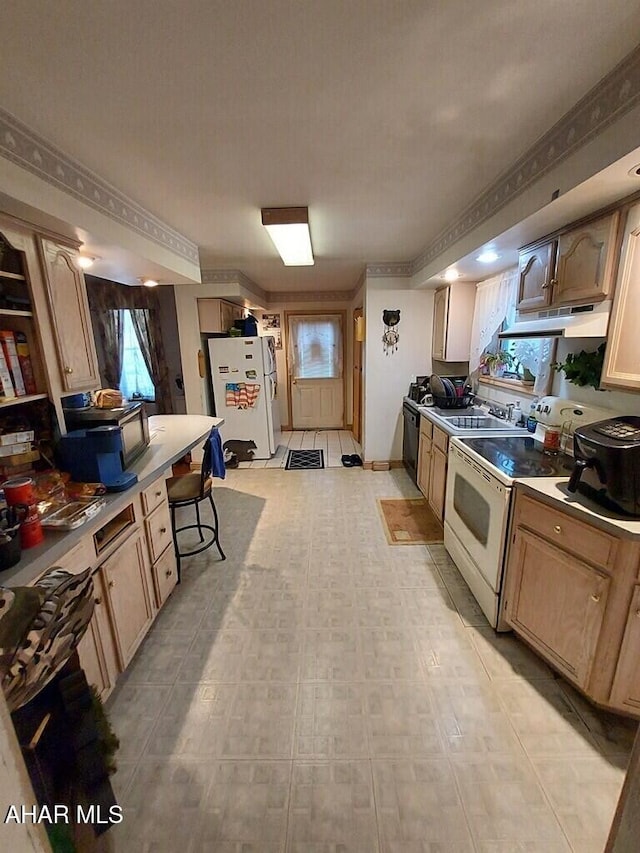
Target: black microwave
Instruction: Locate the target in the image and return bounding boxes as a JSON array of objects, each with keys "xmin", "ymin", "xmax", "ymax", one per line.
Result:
[{"xmin": 63, "ymin": 401, "xmax": 150, "ymax": 468}]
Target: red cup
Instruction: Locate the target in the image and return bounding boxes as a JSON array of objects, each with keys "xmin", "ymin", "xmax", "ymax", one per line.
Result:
[
  {"xmin": 20, "ymin": 516, "xmax": 43, "ymax": 549},
  {"xmin": 3, "ymin": 477, "xmax": 35, "ymax": 507}
]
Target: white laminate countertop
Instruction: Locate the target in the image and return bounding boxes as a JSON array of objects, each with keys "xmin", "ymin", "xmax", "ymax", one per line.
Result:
[
  {"xmin": 0, "ymin": 414, "xmax": 224, "ymax": 587},
  {"xmin": 416, "ymin": 402, "xmax": 526, "ymax": 438},
  {"xmin": 515, "ymin": 477, "xmax": 640, "ymax": 539}
]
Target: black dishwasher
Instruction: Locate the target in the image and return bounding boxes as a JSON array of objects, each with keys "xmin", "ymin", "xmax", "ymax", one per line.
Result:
[{"xmin": 402, "ymin": 400, "xmax": 420, "ymax": 484}]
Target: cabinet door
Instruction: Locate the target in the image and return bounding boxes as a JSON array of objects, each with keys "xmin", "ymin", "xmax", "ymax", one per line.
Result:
[
  {"xmin": 601, "ymin": 203, "xmax": 640, "ymax": 391},
  {"xmin": 152, "ymin": 544, "xmax": 178, "ymax": 608},
  {"xmin": 77, "ymin": 571, "xmax": 119, "ymax": 701},
  {"xmin": 505, "ymin": 528, "xmax": 610, "ymax": 688},
  {"xmin": 428, "ymin": 446, "xmax": 447, "ymax": 522},
  {"xmin": 37, "ymin": 238, "xmax": 100, "ymax": 391},
  {"xmin": 517, "ymin": 242, "xmax": 556, "ymax": 313},
  {"xmin": 554, "ymin": 212, "xmax": 620, "ymax": 305},
  {"xmin": 431, "ymin": 287, "xmax": 449, "ymax": 360},
  {"xmin": 609, "ymin": 584, "xmax": 640, "ymax": 714},
  {"xmin": 417, "ymin": 433, "xmax": 432, "ymax": 498},
  {"xmin": 220, "ymin": 300, "xmax": 236, "ymax": 333},
  {"xmin": 101, "ymin": 527, "xmax": 154, "ymax": 669}
]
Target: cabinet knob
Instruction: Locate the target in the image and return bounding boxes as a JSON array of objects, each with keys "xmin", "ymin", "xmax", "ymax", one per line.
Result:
[
  {"xmin": 636, "ymin": 609, "xmax": 640, "ymax": 618},
  {"xmin": 155, "ymin": 491, "xmax": 162, "ymax": 497},
  {"xmin": 554, "ymin": 525, "xmax": 562, "ymax": 534},
  {"xmin": 591, "ymin": 593, "xmax": 600, "ymax": 603},
  {"xmin": 160, "ymin": 526, "xmax": 167, "ymax": 534},
  {"xmin": 165, "ymin": 569, "xmax": 172, "ymax": 578},
  {"xmin": 94, "ymin": 596, "xmax": 102, "ymax": 605},
  {"xmin": 64, "ymin": 366, "xmax": 74, "ymax": 374},
  {"xmin": 108, "ymin": 579, "xmax": 115, "ymax": 588}
]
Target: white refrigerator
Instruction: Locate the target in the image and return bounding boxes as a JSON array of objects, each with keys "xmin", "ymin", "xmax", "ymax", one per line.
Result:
[{"xmin": 208, "ymin": 335, "xmax": 281, "ymax": 460}]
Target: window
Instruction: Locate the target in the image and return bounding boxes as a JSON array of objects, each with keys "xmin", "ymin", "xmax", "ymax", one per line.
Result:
[
  {"xmin": 288, "ymin": 315, "xmax": 342, "ymax": 379},
  {"xmin": 118, "ymin": 309, "xmax": 155, "ymax": 400}
]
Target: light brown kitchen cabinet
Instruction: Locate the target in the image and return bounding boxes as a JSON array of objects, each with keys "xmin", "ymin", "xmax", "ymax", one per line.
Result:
[
  {"xmin": 100, "ymin": 526, "xmax": 154, "ymax": 669},
  {"xmin": 601, "ymin": 201, "xmax": 640, "ymax": 391},
  {"xmin": 140, "ymin": 472, "xmax": 177, "ymax": 608},
  {"xmin": 504, "ymin": 527, "xmax": 610, "ymax": 688},
  {"xmin": 37, "ymin": 237, "xmax": 100, "ymax": 392},
  {"xmin": 417, "ymin": 419, "xmax": 432, "ymax": 498},
  {"xmin": 197, "ymin": 297, "xmax": 245, "ymax": 333},
  {"xmin": 428, "ymin": 444, "xmax": 448, "ymax": 522},
  {"xmin": 517, "ymin": 240, "xmax": 556, "ymax": 312},
  {"xmin": 609, "ymin": 585, "xmax": 640, "ymax": 715},
  {"xmin": 554, "ymin": 211, "xmax": 620, "ymax": 305},
  {"xmin": 503, "ymin": 486, "xmax": 640, "ymax": 717},
  {"xmin": 431, "ymin": 283, "xmax": 475, "ymax": 362},
  {"xmin": 77, "ymin": 570, "xmax": 119, "ymax": 701}
]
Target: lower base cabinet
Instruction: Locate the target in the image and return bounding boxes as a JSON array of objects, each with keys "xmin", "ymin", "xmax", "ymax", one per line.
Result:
[
  {"xmin": 77, "ymin": 571, "xmax": 119, "ymax": 701},
  {"xmin": 417, "ymin": 418, "xmax": 448, "ymax": 522},
  {"xmin": 609, "ymin": 584, "xmax": 640, "ymax": 714},
  {"xmin": 428, "ymin": 446, "xmax": 447, "ymax": 522}
]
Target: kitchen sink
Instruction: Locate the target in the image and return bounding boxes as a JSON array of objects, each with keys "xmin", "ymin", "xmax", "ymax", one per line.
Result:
[{"xmin": 440, "ymin": 414, "xmax": 519, "ymax": 430}]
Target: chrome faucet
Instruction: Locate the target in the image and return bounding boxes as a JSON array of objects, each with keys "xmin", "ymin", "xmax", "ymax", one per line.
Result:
[{"xmin": 506, "ymin": 402, "xmax": 514, "ymax": 422}]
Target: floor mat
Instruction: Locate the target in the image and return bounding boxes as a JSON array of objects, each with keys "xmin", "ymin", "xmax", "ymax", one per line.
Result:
[
  {"xmin": 377, "ymin": 497, "xmax": 444, "ymax": 544},
  {"xmin": 285, "ymin": 448, "xmax": 325, "ymax": 470}
]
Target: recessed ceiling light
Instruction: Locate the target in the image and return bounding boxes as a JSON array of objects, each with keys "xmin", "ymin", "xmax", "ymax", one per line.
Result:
[
  {"xmin": 139, "ymin": 277, "xmax": 159, "ymax": 287},
  {"xmin": 628, "ymin": 164, "xmax": 640, "ymax": 177},
  {"xmin": 443, "ymin": 269, "xmax": 459, "ymax": 281},
  {"xmin": 476, "ymin": 249, "xmax": 500, "ymax": 264},
  {"xmin": 77, "ymin": 254, "xmax": 98, "ymax": 269}
]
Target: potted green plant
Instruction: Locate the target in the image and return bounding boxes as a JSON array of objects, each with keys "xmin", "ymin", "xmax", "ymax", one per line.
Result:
[
  {"xmin": 479, "ymin": 350, "xmax": 513, "ymax": 377},
  {"xmin": 551, "ymin": 342, "xmax": 606, "ymax": 389}
]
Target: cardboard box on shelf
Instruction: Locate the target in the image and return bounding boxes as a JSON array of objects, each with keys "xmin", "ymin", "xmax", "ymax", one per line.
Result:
[
  {"xmin": 0, "ymin": 441, "xmax": 33, "ymax": 457},
  {"xmin": 0, "ymin": 346, "xmax": 15, "ymax": 401},
  {"xmin": 0, "ymin": 430, "xmax": 35, "ymax": 445},
  {"xmin": 0, "ymin": 331, "xmax": 26, "ymax": 396},
  {"xmin": 14, "ymin": 332, "xmax": 37, "ymax": 395}
]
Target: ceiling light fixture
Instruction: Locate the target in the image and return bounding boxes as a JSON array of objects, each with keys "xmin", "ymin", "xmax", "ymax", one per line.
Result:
[
  {"xmin": 261, "ymin": 206, "xmax": 314, "ymax": 266},
  {"xmin": 138, "ymin": 277, "xmax": 159, "ymax": 288},
  {"xmin": 443, "ymin": 269, "xmax": 459, "ymax": 281},
  {"xmin": 77, "ymin": 254, "xmax": 98, "ymax": 269},
  {"xmin": 476, "ymin": 249, "xmax": 500, "ymax": 264}
]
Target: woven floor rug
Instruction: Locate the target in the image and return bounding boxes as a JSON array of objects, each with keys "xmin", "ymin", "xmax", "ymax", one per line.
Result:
[
  {"xmin": 377, "ymin": 497, "xmax": 444, "ymax": 544},
  {"xmin": 285, "ymin": 449, "xmax": 325, "ymax": 470}
]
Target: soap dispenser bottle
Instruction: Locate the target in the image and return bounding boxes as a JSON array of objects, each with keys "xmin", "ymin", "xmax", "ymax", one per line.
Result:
[{"xmin": 512, "ymin": 402, "xmax": 523, "ymax": 425}]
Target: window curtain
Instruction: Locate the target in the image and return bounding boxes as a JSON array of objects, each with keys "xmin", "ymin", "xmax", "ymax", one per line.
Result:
[
  {"xmin": 468, "ymin": 268, "xmax": 519, "ymax": 373},
  {"xmin": 287, "ymin": 315, "xmax": 343, "ymax": 379},
  {"xmin": 86, "ymin": 278, "xmax": 174, "ymax": 413}
]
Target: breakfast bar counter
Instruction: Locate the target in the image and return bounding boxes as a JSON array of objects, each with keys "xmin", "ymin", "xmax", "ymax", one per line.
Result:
[{"xmin": 0, "ymin": 414, "xmax": 223, "ymax": 588}]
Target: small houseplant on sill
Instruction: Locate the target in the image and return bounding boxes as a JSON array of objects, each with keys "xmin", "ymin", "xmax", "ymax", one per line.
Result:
[
  {"xmin": 479, "ymin": 350, "xmax": 513, "ymax": 377},
  {"xmin": 551, "ymin": 342, "xmax": 606, "ymax": 389}
]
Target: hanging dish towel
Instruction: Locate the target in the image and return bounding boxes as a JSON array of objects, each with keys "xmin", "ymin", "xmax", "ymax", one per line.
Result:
[
  {"xmin": 208, "ymin": 427, "xmax": 226, "ymax": 479},
  {"xmin": 225, "ymin": 382, "xmax": 261, "ymax": 408}
]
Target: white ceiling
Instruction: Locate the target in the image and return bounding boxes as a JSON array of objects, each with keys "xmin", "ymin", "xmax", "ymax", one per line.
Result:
[{"xmin": 2, "ymin": 0, "xmax": 640, "ymax": 292}]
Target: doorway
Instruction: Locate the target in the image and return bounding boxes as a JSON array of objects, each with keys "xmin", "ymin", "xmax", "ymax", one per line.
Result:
[{"xmin": 286, "ymin": 311, "xmax": 345, "ymax": 429}]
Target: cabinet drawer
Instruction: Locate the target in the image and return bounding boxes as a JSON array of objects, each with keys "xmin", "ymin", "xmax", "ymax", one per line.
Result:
[
  {"xmin": 145, "ymin": 501, "xmax": 173, "ymax": 564},
  {"xmin": 152, "ymin": 545, "xmax": 178, "ymax": 608},
  {"xmin": 433, "ymin": 426, "xmax": 448, "ymax": 453},
  {"xmin": 516, "ymin": 494, "xmax": 618, "ymax": 570},
  {"xmin": 420, "ymin": 417, "xmax": 433, "ymax": 439},
  {"xmin": 141, "ymin": 476, "xmax": 168, "ymax": 516}
]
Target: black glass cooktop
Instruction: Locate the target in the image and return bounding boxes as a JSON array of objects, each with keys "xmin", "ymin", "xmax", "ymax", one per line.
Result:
[{"xmin": 461, "ymin": 435, "xmax": 575, "ymax": 479}]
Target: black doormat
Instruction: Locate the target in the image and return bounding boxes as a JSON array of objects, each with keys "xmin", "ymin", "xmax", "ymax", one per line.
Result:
[{"xmin": 285, "ymin": 449, "xmax": 325, "ymax": 470}]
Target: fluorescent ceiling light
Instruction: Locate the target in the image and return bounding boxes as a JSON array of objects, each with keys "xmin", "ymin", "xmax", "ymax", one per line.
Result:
[
  {"xmin": 443, "ymin": 268, "xmax": 459, "ymax": 281},
  {"xmin": 261, "ymin": 207, "xmax": 314, "ymax": 266},
  {"xmin": 476, "ymin": 249, "xmax": 500, "ymax": 263}
]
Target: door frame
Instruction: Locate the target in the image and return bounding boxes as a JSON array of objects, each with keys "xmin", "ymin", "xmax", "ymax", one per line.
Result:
[
  {"xmin": 285, "ymin": 309, "xmax": 347, "ymax": 430},
  {"xmin": 352, "ymin": 306, "xmax": 363, "ymax": 443}
]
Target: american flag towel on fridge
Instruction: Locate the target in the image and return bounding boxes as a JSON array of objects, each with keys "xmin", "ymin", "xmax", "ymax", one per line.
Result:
[{"xmin": 225, "ymin": 382, "xmax": 262, "ymax": 408}]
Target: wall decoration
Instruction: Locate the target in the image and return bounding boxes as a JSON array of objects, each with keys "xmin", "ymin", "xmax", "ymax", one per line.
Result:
[
  {"xmin": 382, "ymin": 309, "xmax": 401, "ymax": 355},
  {"xmin": 262, "ymin": 313, "xmax": 282, "ymax": 349}
]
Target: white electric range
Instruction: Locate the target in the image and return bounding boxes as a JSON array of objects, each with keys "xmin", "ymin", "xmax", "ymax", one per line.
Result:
[{"xmin": 443, "ymin": 397, "xmax": 615, "ymax": 629}]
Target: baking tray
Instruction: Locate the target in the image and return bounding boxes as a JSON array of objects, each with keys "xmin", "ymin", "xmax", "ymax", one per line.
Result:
[{"xmin": 39, "ymin": 497, "xmax": 106, "ymax": 530}]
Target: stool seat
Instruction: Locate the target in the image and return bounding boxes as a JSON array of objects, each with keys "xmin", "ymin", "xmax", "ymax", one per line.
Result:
[{"xmin": 168, "ymin": 429, "xmax": 225, "ymax": 580}]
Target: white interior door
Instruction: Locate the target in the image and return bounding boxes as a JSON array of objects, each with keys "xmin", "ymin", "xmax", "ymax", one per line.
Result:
[{"xmin": 288, "ymin": 314, "xmax": 344, "ymax": 429}]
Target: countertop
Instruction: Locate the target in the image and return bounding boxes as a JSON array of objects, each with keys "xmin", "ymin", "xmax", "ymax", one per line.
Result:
[
  {"xmin": 515, "ymin": 477, "xmax": 640, "ymax": 539},
  {"xmin": 407, "ymin": 397, "xmax": 526, "ymax": 438},
  {"xmin": 0, "ymin": 414, "xmax": 223, "ymax": 587}
]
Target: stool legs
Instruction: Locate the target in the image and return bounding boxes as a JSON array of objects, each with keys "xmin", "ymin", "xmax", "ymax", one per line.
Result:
[
  {"xmin": 170, "ymin": 491, "xmax": 225, "ymax": 583},
  {"xmin": 209, "ymin": 493, "xmax": 226, "ymax": 561}
]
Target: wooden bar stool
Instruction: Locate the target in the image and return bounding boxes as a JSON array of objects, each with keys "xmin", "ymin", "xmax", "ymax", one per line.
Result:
[{"xmin": 167, "ymin": 431, "xmax": 226, "ymax": 580}]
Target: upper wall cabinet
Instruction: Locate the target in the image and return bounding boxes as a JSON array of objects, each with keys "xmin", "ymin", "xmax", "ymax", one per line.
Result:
[
  {"xmin": 601, "ymin": 202, "xmax": 640, "ymax": 392},
  {"xmin": 198, "ymin": 298, "xmax": 245, "ymax": 333},
  {"xmin": 431, "ymin": 282, "xmax": 476, "ymax": 362},
  {"xmin": 37, "ymin": 238, "xmax": 100, "ymax": 392},
  {"xmin": 554, "ymin": 212, "xmax": 620, "ymax": 305},
  {"xmin": 517, "ymin": 240, "xmax": 556, "ymax": 313},
  {"xmin": 517, "ymin": 211, "xmax": 621, "ymax": 313}
]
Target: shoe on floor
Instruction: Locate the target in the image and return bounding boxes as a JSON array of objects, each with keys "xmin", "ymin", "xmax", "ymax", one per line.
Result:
[
  {"xmin": 350, "ymin": 454, "xmax": 363, "ymax": 466},
  {"xmin": 341, "ymin": 454, "xmax": 354, "ymax": 467}
]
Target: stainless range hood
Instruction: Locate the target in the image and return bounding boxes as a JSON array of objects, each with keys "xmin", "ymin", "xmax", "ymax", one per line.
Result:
[{"xmin": 499, "ymin": 300, "xmax": 611, "ymax": 339}]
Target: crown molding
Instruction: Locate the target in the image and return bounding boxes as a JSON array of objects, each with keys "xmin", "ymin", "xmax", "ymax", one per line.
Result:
[
  {"xmin": 412, "ymin": 43, "xmax": 640, "ymax": 275},
  {"xmin": 365, "ymin": 262, "xmax": 412, "ymax": 278},
  {"xmin": 267, "ymin": 289, "xmax": 357, "ymax": 304},
  {"xmin": 0, "ymin": 107, "xmax": 199, "ymax": 264},
  {"xmin": 201, "ymin": 268, "xmax": 267, "ymax": 305}
]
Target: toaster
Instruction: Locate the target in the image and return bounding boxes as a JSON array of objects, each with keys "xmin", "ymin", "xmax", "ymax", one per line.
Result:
[{"xmin": 568, "ymin": 416, "xmax": 640, "ymax": 516}]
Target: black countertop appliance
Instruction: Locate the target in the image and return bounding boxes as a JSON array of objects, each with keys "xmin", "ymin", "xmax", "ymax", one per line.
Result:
[{"xmin": 568, "ymin": 416, "xmax": 640, "ymax": 516}]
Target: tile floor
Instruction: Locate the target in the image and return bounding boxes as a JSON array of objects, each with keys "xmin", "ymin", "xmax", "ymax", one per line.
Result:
[
  {"xmin": 104, "ymin": 465, "xmax": 636, "ymax": 852},
  {"xmin": 236, "ymin": 429, "xmax": 362, "ymax": 469}
]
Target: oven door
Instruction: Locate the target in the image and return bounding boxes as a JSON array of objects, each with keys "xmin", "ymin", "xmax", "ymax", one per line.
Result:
[{"xmin": 445, "ymin": 443, "xmax": 511, "ymax": 592}]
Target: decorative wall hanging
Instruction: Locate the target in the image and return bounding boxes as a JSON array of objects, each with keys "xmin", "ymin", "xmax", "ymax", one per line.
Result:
[{"xmin": 382, "ymin": 309, "xmax": 400, "ymax": 355}]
